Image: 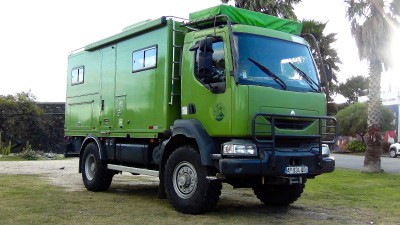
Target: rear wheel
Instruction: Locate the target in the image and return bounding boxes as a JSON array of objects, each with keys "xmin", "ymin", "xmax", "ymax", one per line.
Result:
[
  {"xmin": 389, "ymin": 149, "xmax": 397, "ymax": 158},
  {"xmin": 81, "ymin": 142, "xmax": 113, "ymax": 192},
  {"xmin": 164, "ymin": 146, "xmax": 222, "ymax": 214},
  {"xmin": 253, "ymin": 183, "xmax": 305, "ymax": 206}
]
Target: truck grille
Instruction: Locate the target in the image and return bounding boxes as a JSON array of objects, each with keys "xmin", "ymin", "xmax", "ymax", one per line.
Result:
[{"xmin": 266, "ymin": 118, "xmax": 312, "ymax": 130}]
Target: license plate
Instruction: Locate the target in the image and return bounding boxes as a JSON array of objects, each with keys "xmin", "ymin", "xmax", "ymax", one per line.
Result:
[{"xmin": 285, "ymin": 166, "xmax": 308, "ymax": 174}]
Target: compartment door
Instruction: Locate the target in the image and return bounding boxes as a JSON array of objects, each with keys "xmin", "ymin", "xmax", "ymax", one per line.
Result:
[{"xmin": 99, "ymin": 46, "xmax": 116, "ymax": 131}]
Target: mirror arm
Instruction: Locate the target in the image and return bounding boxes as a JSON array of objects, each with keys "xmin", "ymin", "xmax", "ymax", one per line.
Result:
[{"xmin": 301, "ymin": 33, "xmax": 329, "ymax": 94}]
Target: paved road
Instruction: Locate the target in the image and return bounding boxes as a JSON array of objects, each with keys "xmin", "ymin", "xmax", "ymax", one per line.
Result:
[{"xmin": 332, "ymin": 153, "xmax": 400, "ymax": 174}]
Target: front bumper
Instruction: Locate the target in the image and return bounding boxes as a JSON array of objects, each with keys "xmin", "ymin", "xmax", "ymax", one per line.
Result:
[{"xmin": 219, "ymin": 151, "xmax": 335, "ymax": 177}]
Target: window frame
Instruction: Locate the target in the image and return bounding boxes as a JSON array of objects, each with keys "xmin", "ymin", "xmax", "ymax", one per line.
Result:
[
  {"xmin": 71, "ymin": 66, "xmax": 85, "ymax": 86},
  {"xmin": 132, "ymin": 45, "xmax": 158, "ymax": 73}
]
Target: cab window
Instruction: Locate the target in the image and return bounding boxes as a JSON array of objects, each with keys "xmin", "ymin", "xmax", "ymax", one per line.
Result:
[{"xmin": 194, "ymin": 38, "xmax": 226, "ymax": 94}]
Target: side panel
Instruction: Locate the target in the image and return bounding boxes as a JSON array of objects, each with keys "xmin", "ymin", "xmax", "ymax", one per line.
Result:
[
  {"xmin": 65, "ymin": 50, "xmax": 101, "ymax": 134},
  {"xmin": 68, "ymin": 101, "xmax": 94, "ymax": 130},
  {"xmin": 113, "ymin": 21, "xmax": 181, "ymax": 137},
  {"xmin": 65, "ymin": 19, "xmax": 184, "ymax": 138}
]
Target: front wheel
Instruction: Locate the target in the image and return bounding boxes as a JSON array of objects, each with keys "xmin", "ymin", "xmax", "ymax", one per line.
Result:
[
  {"xmin": 253, "ymin": 182, "xmax": 305, "ymax": 206},
  {"xmin": 389, "ymin": 149, "xmax": 398, "ymax": 158},
  {"xmin": 81, "ymin": 142, "xmax": 113, "ymax": 192},
  {"xmin": 164, "ymin": 146, "xmax": 222, "ymax": 214}
]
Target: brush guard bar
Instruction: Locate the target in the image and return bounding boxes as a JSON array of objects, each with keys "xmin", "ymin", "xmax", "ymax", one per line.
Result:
[{"xmin": 252, "ymin": 113, "xmax": 337, "ymax": 168}]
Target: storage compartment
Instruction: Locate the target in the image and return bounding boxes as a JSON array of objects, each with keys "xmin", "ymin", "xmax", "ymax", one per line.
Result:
[{"xmin": 116, "ymin": 143, "xmax": 149, "ymax": 165}]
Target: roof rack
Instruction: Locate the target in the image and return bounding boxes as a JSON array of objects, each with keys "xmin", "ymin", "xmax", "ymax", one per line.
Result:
[{"xmin": 182, "ymin": 15, "xmax": 229, "ymax": 30}]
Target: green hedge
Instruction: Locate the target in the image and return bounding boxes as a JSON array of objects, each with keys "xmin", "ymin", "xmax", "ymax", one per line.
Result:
[{"xmin": 346, "ymin": 140, "xmax": 367, "ymax": 153}]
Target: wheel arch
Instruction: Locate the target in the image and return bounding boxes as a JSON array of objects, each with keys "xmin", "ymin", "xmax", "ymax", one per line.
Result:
[
  {"xmin": 79, "ymin": 134, "xmax": 106, "ymax": 173},
  {"xmin": 157, "ymin": 119, "xmax": 218, "ymax": 199},
  {"xmin": 161, "ymin": 119, "xmax": 216, "ymax": 167},
  {"xmin": 389, "ymin": 147, "xmax": 398, "ymax": 154}
]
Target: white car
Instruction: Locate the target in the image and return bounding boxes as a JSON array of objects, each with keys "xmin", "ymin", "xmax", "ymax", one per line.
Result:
[{"xmin": 389, "ymin": 143, "xmax": 400, "ymax": 158}]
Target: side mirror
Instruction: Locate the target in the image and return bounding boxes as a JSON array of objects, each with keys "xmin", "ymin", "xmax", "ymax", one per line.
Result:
[
  {"xmin": 189, "ymin": 37, "xmax": 215, "ymax": 52},
  {"xmin": 197, "ymin": 51, "xmax": 213, "ymax": 78},
  {"xmin": 193, "ymin": 37, "xmax": 216, "ymax": 78}
]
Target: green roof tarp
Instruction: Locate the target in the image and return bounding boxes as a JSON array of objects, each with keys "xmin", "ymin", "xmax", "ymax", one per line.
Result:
[{"xmin": 189, "ymin": 5, "xmax": 302, "ymax": 35}]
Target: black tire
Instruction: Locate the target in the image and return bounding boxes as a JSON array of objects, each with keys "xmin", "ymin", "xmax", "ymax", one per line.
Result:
[
  {"xmin": 164, "ymin": 146, "xmax": 222, "ymax": 214},
  {"xmin": 81, "ymin": 142, "xmax": 113, "ymax": 192},
  {"xmin": 389, "ymin": 149, "xmax": 398, "ymax": 158},
  {"xmin": 253, "ymin": 183, "xmax": 305, "ymax": 206}
]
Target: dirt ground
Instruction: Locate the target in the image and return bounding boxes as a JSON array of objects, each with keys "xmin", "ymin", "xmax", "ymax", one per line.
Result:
[{"xmin": 0, "ymin": 158, "xmax": 159, "ymax": 192}]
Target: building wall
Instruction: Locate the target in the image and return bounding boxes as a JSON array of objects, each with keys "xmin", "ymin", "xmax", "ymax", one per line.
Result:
[{"xmin": 36, "ymin": 102, "xmax": 65, "ymax": 153}]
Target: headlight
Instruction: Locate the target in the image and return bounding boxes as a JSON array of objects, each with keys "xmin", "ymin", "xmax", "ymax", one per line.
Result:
[
  {"xmin": 222, "ymin": 143, "xmax": 257, "ymax": 156},
  {"xmin": 311, "ymin": 145, "xmax": 330, "ymax": 156},
  {"xmin": 321, "ymin": 146, "xmax": 330, "ymax": 156}
]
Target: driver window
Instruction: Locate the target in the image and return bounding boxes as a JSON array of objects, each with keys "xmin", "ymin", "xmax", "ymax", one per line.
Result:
[{"xmin": 194, "ymin": 39, "xmax": 226, "ymax": 94}]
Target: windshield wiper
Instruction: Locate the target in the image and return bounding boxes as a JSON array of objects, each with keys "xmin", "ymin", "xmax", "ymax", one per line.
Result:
[
  {"xmin": 288, "ymin": 62, "xmax": 319, "ymax": 92},
  {"xmin": 247, "ymin": 57, "xmax": 287, "ymax": 90}
]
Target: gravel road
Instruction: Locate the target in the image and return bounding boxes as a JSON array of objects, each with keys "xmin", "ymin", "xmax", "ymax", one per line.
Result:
[
  {"xmin": 0, "ymin": 158, "xmax": 84, "ymax": 191},
  {"xmin": 0, "ymin": 158, "xmax": 159, "ymax": 191}
]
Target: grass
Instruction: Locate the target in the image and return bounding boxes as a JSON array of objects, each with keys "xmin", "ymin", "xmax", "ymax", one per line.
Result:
[
  {"xmin": 0, "ymin": 153, "xmax": 64, "ymax": 161},
  {"xmin": 0, "ymin": 169, "xmax": 399, "ymax": 225},
  {"xmin": 0, "ymin": 155, "xmax": 28, "ymax": 161}
]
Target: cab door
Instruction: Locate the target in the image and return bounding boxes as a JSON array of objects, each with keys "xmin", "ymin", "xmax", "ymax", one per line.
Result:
[{"xmin": 181, "ymin": 32, "xmax": 232, "ymax": 137}]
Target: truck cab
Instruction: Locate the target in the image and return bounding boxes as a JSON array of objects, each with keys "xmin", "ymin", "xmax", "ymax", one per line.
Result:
[{"xmin": 179, "ymin": 18, "xmax": 335, "ymax": 174}]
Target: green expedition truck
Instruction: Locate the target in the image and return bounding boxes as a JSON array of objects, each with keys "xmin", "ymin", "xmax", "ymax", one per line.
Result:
[{"xmin": 65, "ymin": 5, "xmax": 337, "ymax": 214}]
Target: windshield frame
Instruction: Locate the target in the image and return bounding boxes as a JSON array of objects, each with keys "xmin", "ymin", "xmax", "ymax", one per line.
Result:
[{"xmin": 233, "ymin": 32, "xmax": 321, "ymax": 93}]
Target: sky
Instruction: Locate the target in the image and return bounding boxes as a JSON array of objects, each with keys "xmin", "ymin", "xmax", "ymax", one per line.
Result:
[{"xmin": 0, "ymin": 0, "xmax": 399, "ymax": 102}]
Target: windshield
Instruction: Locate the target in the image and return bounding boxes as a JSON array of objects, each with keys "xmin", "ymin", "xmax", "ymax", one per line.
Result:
[{"xmin": 234, "ymin": 33, "xmax": 320, "ymax": 92}]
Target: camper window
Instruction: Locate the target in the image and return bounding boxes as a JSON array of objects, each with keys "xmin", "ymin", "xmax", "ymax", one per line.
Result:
[
  {"xmin": 71, "ymin": 66, "xmax": 84, "ymax": 85},
  {"xmin": 132, "ymin": 45, "xmax": 158, "ymax": 72}
]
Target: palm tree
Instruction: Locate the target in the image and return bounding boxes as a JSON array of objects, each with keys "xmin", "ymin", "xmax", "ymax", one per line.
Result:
[
  {"xmin": 346, "ymin": 0, "xmax": 399, "ymax": 172},
  {"xmin": 220, "ymin": 0, "xmax": 302, "ymax": 20},
  {"xmin": 301, "ymin": 20, "xmax": 341, "ymax": 102}
]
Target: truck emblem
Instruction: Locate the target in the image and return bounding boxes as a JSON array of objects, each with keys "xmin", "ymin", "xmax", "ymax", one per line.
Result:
[
  {"xmin": 213, "ymin": 103, "xmax": 225, "ymax": 121},
  {"xmin": 290, "ymin": 110, "xmax": 296, "ymax": 116}
]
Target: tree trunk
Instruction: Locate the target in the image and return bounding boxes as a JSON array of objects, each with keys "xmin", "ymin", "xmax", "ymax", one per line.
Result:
[
  {"xmin": 363, "ymin": 59, "xmax": 382, "ymax": 173},
  {"xmin": 357, "ymin": 133, "xmax": 365, "ymax": 144}
]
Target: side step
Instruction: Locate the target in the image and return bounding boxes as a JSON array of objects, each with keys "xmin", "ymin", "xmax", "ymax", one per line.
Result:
[{"xmin": 107, "ymin": 164, "xmax": 159, "ymax": 177}]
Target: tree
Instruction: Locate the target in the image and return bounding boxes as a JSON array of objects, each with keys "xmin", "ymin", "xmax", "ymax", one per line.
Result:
[
  {"xmin": 220, "ymin": 0, "xmax": 302, "ymax": 20},
  {"xmin": 336, "ymin": 75, "xmax": 369, "ymax": 103},
  {"xmin": 346, "ymin": 0, "xmax": 399, "ymax": 172},
  {"xmin": 0, "ymin": 92, "xmax": 44, "ymax": 151},
  {"xmin": 336, "ymin": 103, "xmax": 394, "ymax": 143},
  {"xmin": 301, "ymin": 20, "xmax": 341, "ymax": 102}
]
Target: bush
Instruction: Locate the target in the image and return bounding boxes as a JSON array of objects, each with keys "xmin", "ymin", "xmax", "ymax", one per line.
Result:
[
  {"xmin": 20, "ymin": 149, "xmax": 39, "ymax": 160},
  {"xmin": 0, "ymin": 132, "xmax": 11, "ymax": 156},
  {"xmin": 2, "ymin": 141, "xmax": 11, "ymax": 156},
  {"xmin": 19, "ymin": 141, "xmax": 38, "ymax": 160},
  {"xmin": 346, "ymin": 140, "xmax": 367, "ymax": 153}
]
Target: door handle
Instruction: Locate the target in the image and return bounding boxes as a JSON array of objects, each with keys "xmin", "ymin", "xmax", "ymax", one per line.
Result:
[{"xmin": 188, "ymin": 103, "xmax": 196, "ymax": 114}]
